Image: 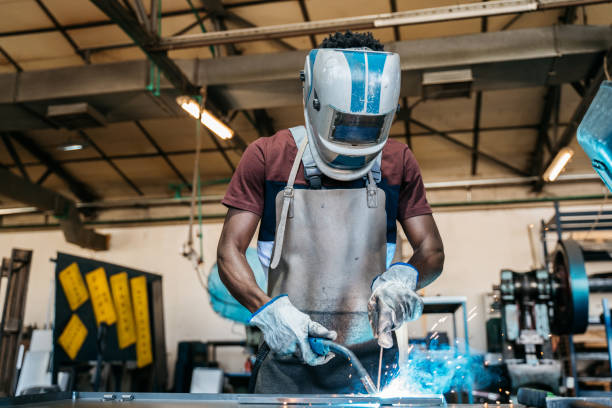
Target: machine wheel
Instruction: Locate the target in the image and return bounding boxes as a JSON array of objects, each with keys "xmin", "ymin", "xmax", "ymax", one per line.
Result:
[{"xmin": 550, "ymin": 240, "xmax": 590, "ymax": 335}]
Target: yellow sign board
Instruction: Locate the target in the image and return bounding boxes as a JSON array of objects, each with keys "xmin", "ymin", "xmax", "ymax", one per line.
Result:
[
  {"xmin": 58, "ymin": 263, "xmax": 89, "ymax": 311},
  {"xmin": 58, "ymin": 314, "xmax": 88, "ymax": 360},
  {"xmin": 110, "ymin": 272, "xmax": 137, "ymax": 349},
  {"xmin": 131, "ymin": 276, "xmax": 153, "ymax": 368},
  {"xmin": 85, "ymin": 267, "xmax": 117, "ymax": 326}
]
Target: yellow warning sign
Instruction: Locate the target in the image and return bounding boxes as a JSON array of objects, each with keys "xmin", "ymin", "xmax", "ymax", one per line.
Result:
[
  {"xmin": 110, "ymin": 272, "xmax": 137, "ymax": 349},
  {"xmin": 58, "ymin": 263, "xmax": 89, "ymax": 311},
  {"xmin": 58, "ymin": 314, "xmax": 88, "ymax": 360},
  {"xmin": 131, "ymin": 276, "xmax": 153, "ymax": 368},
  {"xmin": 85, "ymin": 267, "xmax": 117, "ymax": 327}
]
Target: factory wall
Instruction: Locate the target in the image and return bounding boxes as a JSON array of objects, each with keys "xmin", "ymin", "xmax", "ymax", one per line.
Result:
[{"xmin": 1, "ymin": 203, "xmax": 611, "ymax": 380}]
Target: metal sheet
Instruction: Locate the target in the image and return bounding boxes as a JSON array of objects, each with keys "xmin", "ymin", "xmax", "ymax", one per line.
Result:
[{"xmin": 1, "ymin": 393, "xmax": 446, "ymax": 407}]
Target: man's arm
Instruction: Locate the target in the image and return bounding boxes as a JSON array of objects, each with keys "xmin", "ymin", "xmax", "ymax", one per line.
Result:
[
  {"xmin": 399, "ymin": 214, "xmax": 444, "ymax": 289},
  {"xmin": 217, "ymin": 207, "xmax": 270, "ymax": 313}
]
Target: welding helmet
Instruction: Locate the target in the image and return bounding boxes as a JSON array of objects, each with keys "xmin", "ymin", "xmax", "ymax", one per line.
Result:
[{"xmin": 302, "ymin": 48, "xmax": 400, "ymax": 181}]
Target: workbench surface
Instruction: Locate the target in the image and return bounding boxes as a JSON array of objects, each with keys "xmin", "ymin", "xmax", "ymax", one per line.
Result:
[{"xmin": 0, "ymin": 392, "xmax": 513, "ymax": 408}]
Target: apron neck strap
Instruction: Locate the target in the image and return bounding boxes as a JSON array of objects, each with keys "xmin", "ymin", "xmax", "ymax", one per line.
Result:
[{"xmin": 287, "ymin": 135, "xmax": 309, "ymax": 189}]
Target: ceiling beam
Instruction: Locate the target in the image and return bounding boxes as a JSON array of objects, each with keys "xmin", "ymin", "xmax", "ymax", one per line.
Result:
[
  {"xmin": 571, "ymin": 81, "xmax": 586, "ymax": 97},
  {"xmin": 219, "ymin": 10, "xmax": 296, "ymax": 51},
  {"xmin": 6, "ymin": 146, "xmax": 240, "ymax": 169},
  {"xmin": 297, "ymin": 0, "xmax": 317, "ymax": 48},
  {"xmin": 92, "ymin": 0, "xmax": 247, "ymax": 167},
  {"xmin": 535, "ymin": 50, "xmax": 612, "ymax": 189},
  {"xmin": 1, "ymin": 134, "xmax": 29, "ymax": 181},
  {"xmin": 408, "ymin": 118, "xmax": 529, "ymax": 176},
  {"xmin": 253, "ymin": 109, "xmax": 275, "ymax": 137},
  {"xmin": 530, "ymin": 85, "xmax": 558, "ymax": 176},
  {"xmin": 34, "ymin": 0, "xmax": 89, "ymax": 64},
  {"xmin": 500, "ymin": 13, "xmax": 523, "ymax": 30},
  {"xmin": 0, "ymin": 167, "xmax": 108, "ymax": 250},
  {"xmin": 77, "ymin": 130, "xmax": 144, "ymax": 196},
  {"xmin": 0, "ymin": 1, "xmax": 288, "ymax": 38},
  {"xmin": 2, "ymin": 25, "xmax": 611, "ymax": 122},
  {"xmin": 154, "ymin": 0, "xmax": 610, "ymax": 50},
  {"xmin": 36, "ymin": 168, "xmax": 53, "ymax": 185},
  {"xmin": 134, "ymin": 120, "xmax": 192, "ymax": 189},
  {"xmin": 0, "ymin": 47, "xmax": 22, "ymax": 72},
  {"xmin": 195, "ymin": 0, "xmax": 296, "ymax": 52},
  {"xmin": 471, "ymin": 7, "xmax": 488, "ymax": 176},
  {"xmin": 81, "ymin": 14, "xmax": 212, "ymax": 56},
  {"xmin": 90, "ymin": 0, "xmax": 200, "ymax": 95},
  {"xmin": 9, "ymin": 132, "xmax": 100, "ymax": 203}
]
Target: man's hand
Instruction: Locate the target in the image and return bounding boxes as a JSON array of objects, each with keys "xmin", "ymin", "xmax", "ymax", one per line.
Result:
[
  {"xmin": 250, "ymin": 295, "xmax": 337, "ymax": 365},
  {"xmin": 368, "ymin": 263, "xmax": 424, "ymax": 348}
]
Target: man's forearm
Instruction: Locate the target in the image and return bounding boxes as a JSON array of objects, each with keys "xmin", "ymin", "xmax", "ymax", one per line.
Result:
[
  {"xmin": 217, "ymin": 247, "xmax": 271, "ymax": 313},
  {"xmin": 217, "ymin": 208, "xmax": 270, "ymax": 313},
  {"xmin": 409, "ymin": 246, "xmax": 444, "ymax": 290}
]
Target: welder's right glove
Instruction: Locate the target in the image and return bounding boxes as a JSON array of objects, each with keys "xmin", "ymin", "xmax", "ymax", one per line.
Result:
[
  {"xmin": 368, "ymin": 263, "xmax": 424, "ymax": 349},
  {"xmin": 249, "ymin": 294, "xmax": 337, "ymax": 366}
]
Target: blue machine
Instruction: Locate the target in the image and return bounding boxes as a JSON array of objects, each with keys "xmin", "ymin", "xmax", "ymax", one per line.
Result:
[
  {"xmin": 577, "ymin": 81, "xmax": 612, "ymax": 190},
  {"xmin": 207, "ymin": 247, "xmax": 267, "ymax": 324}
]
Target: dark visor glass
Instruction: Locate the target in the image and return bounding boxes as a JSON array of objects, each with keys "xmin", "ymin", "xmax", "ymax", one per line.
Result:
[{"xmin": 331, "ymin": 112, "xmax": 385, "ymax": 144}]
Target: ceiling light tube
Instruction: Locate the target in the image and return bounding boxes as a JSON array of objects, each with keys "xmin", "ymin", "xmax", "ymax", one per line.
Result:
[
  {"xmin": 200, "ymin": 109, "xmax": 234, "ymax": 140},
  {"xmin": 57, "ymin": 143, "xmax": 84, "ymax": 151},
  {"xmin": 176, "ymin": 96, "xmax": 234, "ymax": 140},
  {"xmin": 543, "ymin": 147, "xmax": 574, "ymax": 182},
  {"xmin": 176, "ymin": 96, "xmax": 201, "ymax": 119},
  {"xmin": 374, "ymin": 0, "xmax": 537, "ymax": 27}
]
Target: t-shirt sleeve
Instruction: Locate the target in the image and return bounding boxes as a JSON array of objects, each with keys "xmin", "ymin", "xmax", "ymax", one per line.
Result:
[
  {"xmin": 397, "ymin": 147, "xmax": 432, "ymax": 220},
  {"xmin": 221, "ymin": 140, "xmax": 265, "ymax": 216}
]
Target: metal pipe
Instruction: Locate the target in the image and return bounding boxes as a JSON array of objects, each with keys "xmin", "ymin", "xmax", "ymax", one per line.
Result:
[
  {"xmin": 432, "ymin": 194, "xmax": 608, "ymax": 208},
  {"xmin": 0, "ymin": 174, "xmax": 603, "ymax": 217},
  {"xmin": 154, "ymin": 0, "xmax": 610, "ymax": 50},
  {"xmin": 1, "ymin": 193, "xmax": 611, "ymax": 229},
  {"xmin": 424, "ymin": 173, "xmax": 600, "ymax": 189},
  {"xmin": 587, "ymin": 277, "xmax": 612, "ymax": 293}
]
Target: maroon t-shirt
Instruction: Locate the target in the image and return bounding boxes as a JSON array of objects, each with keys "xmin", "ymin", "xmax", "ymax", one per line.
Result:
[{"xmin": 222, "ymin": 129, "xmax": 431, "ymax": 266}]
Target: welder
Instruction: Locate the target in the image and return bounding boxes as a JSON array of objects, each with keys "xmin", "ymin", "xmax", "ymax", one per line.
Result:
[{"xmin": 217, "ymin": 31, "xmax": 444, "ymax": 394}]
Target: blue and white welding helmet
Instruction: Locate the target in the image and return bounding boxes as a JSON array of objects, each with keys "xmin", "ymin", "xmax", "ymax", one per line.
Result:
[{"xmin": 302, "ymin": 47, "xmax": 401, "ymax": 181}]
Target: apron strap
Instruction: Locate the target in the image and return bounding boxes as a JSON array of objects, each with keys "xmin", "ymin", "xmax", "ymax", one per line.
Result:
[
  {"xmin": 270, "ymin": 135, "xmax": 309, "ymax": 269},
  {"xmin": 366, "ymin": 172, "xmax": 378, "ymax": 208}
]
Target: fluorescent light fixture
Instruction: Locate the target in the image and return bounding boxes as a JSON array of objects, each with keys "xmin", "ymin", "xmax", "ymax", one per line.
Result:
[
  {"xmin": 176, "ymin": 96, "xmax": 201, "ymax": 119},
  {"xmin": 543, "ymin": 147, "xmax": 574, "ymax": 182},
  {"xmin": 200, "ymin": 109, "xmax": 234, "ymax": 140},
  {"xmin": 176, "ymin": 96, "xmax": 234, "ymax": 140},
  {"xmin": 373, "ymin": 0, "xmax": 537, "ymax": 27},
  {"xmin": 56, "ymin": 140, "xmax": 87, "ymax": 151},
  {"xmin": 59, "ymin": 143, "xmax": 84, "ymax": 151}
]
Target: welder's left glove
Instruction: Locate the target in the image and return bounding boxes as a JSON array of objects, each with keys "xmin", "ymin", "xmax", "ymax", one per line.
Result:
[{"xmin": 368, "ymin": 263, "xmax": 424, "ymax": 349}]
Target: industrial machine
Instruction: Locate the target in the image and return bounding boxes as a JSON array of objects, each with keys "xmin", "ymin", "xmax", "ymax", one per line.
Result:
[
  {"xmin": 0, "ymin": 249, "xmax": 33, "ymax": 397},
  {"xmin": 491, "ymin": 239, "xmax": 612, "ymax": 393}
]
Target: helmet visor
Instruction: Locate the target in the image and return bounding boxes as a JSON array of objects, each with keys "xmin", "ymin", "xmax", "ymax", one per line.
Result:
[{"xmin": 330, "ymin": 111, "xmax": 387, "ymax": 145}]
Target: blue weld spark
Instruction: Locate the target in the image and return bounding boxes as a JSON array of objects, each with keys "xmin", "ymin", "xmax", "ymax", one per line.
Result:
[{"xmin": 378, "ymin": 341, "xmax": 496, "ymax": 396}]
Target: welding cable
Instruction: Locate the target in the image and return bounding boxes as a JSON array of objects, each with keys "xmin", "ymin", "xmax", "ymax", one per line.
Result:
[
  {"xmin": 327, "ymin": 342, "xmax": 377, "ymax": 394},
  {"xmin": 309, "ymin": 338, "xmax": 377, "ymax": 394}
]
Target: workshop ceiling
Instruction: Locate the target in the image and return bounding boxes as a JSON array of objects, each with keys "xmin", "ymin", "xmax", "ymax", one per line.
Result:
[{"xmin": 1, "ymin": 0, "xmax": 612, "ymax": 207}]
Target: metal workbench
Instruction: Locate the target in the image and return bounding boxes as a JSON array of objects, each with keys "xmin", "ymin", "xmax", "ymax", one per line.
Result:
[{"xmin": 0, "ymin": 392, "xmax": 458, "ymax": 408}]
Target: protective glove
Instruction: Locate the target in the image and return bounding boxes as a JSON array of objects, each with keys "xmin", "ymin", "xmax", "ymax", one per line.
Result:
[
  {"xmin": 249, "ymin": 295, "xmax": 337, "ymax": 365},
  {"xmin": 368, "ymin": 263, "xmax": 424, "ymax": 349}
]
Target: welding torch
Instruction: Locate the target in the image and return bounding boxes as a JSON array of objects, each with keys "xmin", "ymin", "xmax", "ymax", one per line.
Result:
[{"xmin": 309, "ymin": 337, "xmax": 377, "ymax": 394}]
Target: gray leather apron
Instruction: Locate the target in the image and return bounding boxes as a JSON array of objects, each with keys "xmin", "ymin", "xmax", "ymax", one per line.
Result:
[{"xmin": 252, "ymin": 127, "xmax": 395, "ymax": 393}]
